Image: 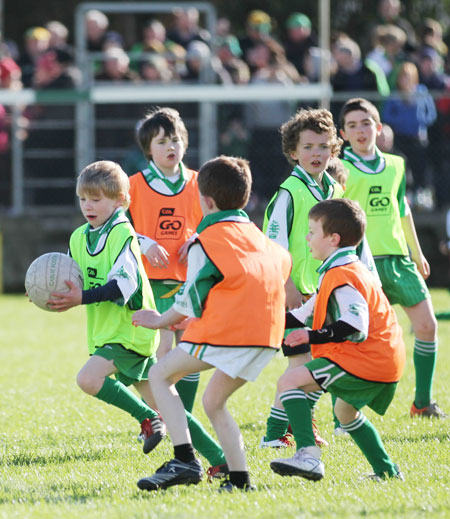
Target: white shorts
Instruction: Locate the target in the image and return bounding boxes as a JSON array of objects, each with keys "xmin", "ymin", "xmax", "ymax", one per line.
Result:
[{"xmin": 177, "ymin": 342, "xmax": 278, "ymax": 382}]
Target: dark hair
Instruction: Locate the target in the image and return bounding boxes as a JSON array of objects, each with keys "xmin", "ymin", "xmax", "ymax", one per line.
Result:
[
  {"xmin": 198, "ymin": 155, "xmax": 252, "ymax": 210},
  {"xmin": 136, "ymin": 107, "xmax": 188, "ymax": 161},
  {"xmin": 327, "ymin": 157, "xmax": 349, "ymax": 187},
  {"xmin": 339, "ymin": 97, "xmax": 380, "ymax": 129},
  {"xmin": 308, "ymin": 198, "xmax": 366, "ymax": 247},
  {"xmin": 281, "ymin": 108, "xmax": 342, "ymax": 166}
]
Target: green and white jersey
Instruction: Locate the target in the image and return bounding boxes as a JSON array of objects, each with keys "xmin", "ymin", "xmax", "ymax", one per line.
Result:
[
  {"xmin": 342, "ymin": 147, "xmax": 409, "ymax": 257},
  {"xmin": 173, "ymin": 210, "xmax": 249, "ymax": 317},
  {"xmin": 69, "ymin": 209, "xmax": 159, "ymax": 356},
  {"xmin": 290, "ymin": 248, "xmax": 368, "ymax": 343},
  {"xmin": 263, "ymin": 165, "xmax": 344, "ymax": 295}
]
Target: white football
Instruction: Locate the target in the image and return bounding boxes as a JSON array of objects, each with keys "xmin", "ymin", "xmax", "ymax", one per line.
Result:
[{"xmin": 25, "ymin": 252, "xmax": 83, "ymax": 312}]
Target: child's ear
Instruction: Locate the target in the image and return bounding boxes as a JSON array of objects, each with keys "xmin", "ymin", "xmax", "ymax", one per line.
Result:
[
  {"xmin": 339, "ymin": 128, "xmax": 347, "ymax": 141},
  {"xmin": 115, "ymin": 193, "xmax": 126, "ymax": 207},
  {"xmin": 331, "ymin": 232, "xmax": 341, "ymax": 247}
]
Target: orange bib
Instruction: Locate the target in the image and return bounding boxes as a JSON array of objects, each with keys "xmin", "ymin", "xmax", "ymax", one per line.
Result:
[
  {"xmin": 129, "ymin": 169, "xmax": 203, "ymax": 282},
  {"xmin": 182, "ymin": 221, "xmax": 292, "ymax": 348},
  {"xmin": 312, "ymin": 261, "xmax": 405, "ymax": 383}
]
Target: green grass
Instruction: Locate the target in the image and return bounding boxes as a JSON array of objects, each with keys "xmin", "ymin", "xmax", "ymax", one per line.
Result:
[{"xmin": 2, "ymin": 290, "xmax": 450, "ymax": 519}]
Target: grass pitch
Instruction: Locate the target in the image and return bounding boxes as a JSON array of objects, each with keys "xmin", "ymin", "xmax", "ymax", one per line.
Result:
[{"xmin": 1, "ymin": 291, "xmax": 450, "ymax": 519}]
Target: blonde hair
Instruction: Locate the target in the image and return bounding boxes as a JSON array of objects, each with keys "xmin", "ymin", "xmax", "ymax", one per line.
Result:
[{"xmin": 76, "ymin": 160, "xmax": 130, "ymax": 209}]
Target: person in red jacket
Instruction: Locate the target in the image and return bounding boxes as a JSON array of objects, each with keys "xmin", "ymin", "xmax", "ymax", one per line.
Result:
[{"xmin": 270, "ymin": 198, "xmax": 406, "ymax": 482}]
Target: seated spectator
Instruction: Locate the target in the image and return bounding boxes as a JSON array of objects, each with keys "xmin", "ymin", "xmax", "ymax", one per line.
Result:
[
  {"xmin": 45, "ymin": 21, "xmax": 70, "ymax": 50},
  {"xmin": 239, "ymin": 10, "xmax": 276, "ymax": 70},
  {"xmin": 129, "ymin": 18, "xmax": 185, "ymax": 75},
  {"xmin": 18, "ymin": 26, "xmax": 51, "ymax": 87},
  {"xmin": 85, "ymin": 9, "xmax": 109, "ymax": 52},
  {"xmin": 215, "ymin": 35, "xmax": 250, "ymax": 84},
  {"xmin": 331, "ymin": 36, "xmax": 387, "ymax": 94},
  {"xmin": 0, "ymin": 55, "xmax": 22, "ymax": 90},
  {"xmin": 283, "ymin": 12, "xmax": 317, "ymax": 76},
  {"xmin": 303, "ymin": 46, "xmax": 334, "ymax": 83},
  {"xmin": 102, "ymin": 31, "xmax": 124, "ymax": 51},
  {"xmin": 180, "ymin": 40, "xmax": 230, "ymax": 84},
  {"xmin": 417, "ymin": 47, "xmax": 449, "ymax": 90},
  {"xmin": 166, "ymin": 7, "xmax": 210, "ymax": 49},
  {"xmin": 420, "ymin": 18, "xmax": 448, "ymax": 61},
  {"xmin": 367, "ymin": 0, "xmax": 417, "ymax": 55},
  {"xmin": 33, "ymin": 47, "xmax": 80, "ymax": 89},
  {"xmin": 138, "ymin": 54, "xmax": 172, "ymax": 83},
  {"xmin": 382, "ymin": 61, "xmax": 437, "ymax": 197},
  {"xmin": 366, "ymin": 24, "xmax": 407, "ymax": 81},
  {"xmin": 0, "ymin": 55, "xmax": 23, "ymax": 210},
  {"xmin": 130, "ymin": 19, "xmax": 168, "ymax": 57},
  {"xmin": 95, "ymin": 47, "xmax": 139, "ymax": 82}
]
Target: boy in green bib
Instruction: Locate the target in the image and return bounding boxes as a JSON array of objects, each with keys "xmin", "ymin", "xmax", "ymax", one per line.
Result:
[
  {"xmin": 49, "ymin": 161, "xmax": 228, "ymax": 475},
  {"xmin": 339, "ymin": 98, "xmax": 446, "ymax": 418},
  {"xmin": 261, "ymin": 109, "xmax": 346, "ymax": 447}
]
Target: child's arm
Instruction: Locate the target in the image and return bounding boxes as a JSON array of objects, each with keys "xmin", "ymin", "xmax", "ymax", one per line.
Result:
[
  {"xmin": 401, "ymin": 209, "xmax": 431, "ymax": 279},
  {"xmin": 285, "ymin": 285, "xmax": 367, "ymax": 346},
  {"xmin": 137, "ymin": 233, "xmax": 170, "ymax": 269},
  {"xmin": 178, "ymin": 232, "xmax": 199, "ymax": 265},
  {"xmin": 132, "ymin": 306, "xmax": 186, "ymax": 329}
]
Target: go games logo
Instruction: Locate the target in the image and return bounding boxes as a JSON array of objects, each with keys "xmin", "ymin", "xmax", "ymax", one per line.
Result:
[
  {"xmin": 366, "ymin": 186, "xmax": 391, "ymax": 216},
  {"xmin": 155, "ymin": 208, "xmax": 185, "ymax": 239}
]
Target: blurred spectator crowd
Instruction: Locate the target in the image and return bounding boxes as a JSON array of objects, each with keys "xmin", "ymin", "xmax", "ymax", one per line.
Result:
[{"xmin": 1, "ymin": 0, "xmax": 450, "ymax": 211}]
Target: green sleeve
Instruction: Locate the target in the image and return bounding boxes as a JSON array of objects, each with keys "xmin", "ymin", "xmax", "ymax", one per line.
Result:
[{"xmin": 397, "ymin": 169, "xmax": 407, "ymax": 218}]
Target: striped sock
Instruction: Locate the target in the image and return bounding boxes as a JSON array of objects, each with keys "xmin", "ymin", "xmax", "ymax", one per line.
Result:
[
  {"xmin": 280, "ymin": 389, "xmax": 316, "ymax": 449},
  {"xmin": 341, "ymin": 413, "xmax": 397, "ymax": 477},
  {"xmin": 413, "ymin": 338, "xmax": 438, "ymax": 409},
  {"xmin": 176, "ymin": 372, "xmax": 200, "ymax": 413},
  {"xmin": 306, "ymin": 390, "xmax": 323, "ymax": 410},
  {"xmin": 264, "ymin": 406, "xmax": 289, "ymax": 442}
]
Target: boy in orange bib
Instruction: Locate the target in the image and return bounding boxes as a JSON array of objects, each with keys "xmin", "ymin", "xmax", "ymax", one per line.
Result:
[
  {"xmin": 270, "ymin": 198, "xmax": 406, "ymax": 482},
  {"xmin": 132, "ymin": 156, "xmax": 292, "ymax": 492}
]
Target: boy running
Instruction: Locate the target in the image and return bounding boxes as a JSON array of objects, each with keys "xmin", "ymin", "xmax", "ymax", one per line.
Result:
[
  {"xmin": 133, "ymin": 156, "xmax": 292, "ymax": 492},
  {"xmin": 49, "ymin": 161, "xmax": 228, "ymax": 477},
  {"xmin": 271, "ymin": 198, "xmax": 405, "ymax": 481}
]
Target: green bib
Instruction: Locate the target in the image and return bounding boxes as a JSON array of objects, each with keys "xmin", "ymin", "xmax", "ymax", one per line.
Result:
[
  {"xmin": 342, "ymin": 153, "xmax": 409, "ymax": 256},
  {"xmin": 264, "ymin": 169, "xmax": 344, "ymax": 294},
  {"xmin": 70, "ymin": 218, "xmax": 159, "ymax": 356}
]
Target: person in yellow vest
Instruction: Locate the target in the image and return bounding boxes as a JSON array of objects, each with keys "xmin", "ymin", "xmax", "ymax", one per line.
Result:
[
  {"xmin": 128, "ymin": 107, "xmax": 204, "ymax": 417},
  {"xmin": 270, "ymin": 198, "xmax": 406, "ymax": 482},
  {"xmin": 47, "ymin": 161, "xmax": 165, "ymax": 454},
  {"xmin": 48, "ymin": 160, "xmax": 228, "ymax": 474},
  {"xmin": 132, "ymin": 156, "xmax": 292, "ymax": 492},
  {"xmin": 339, "ymin": 98, "xmax": 446, "ymax": 418},
  {"xmin": 261, "ymin": 108, "xmax": 370, "ymax": 446}
]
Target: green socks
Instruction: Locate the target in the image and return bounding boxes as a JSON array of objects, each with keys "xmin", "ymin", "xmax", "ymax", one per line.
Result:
[
  {"xmin": 341, "ymin": 413, "xmax": 397, "ymax": 477},
  {"xmin": 176, "ymin": 372, "xmax": 200, "ymax": 413},
  {"xmin": 280, "ymin": 389, "xmax": 316, "ymax": 449},
  {"xmin": 264, "ymin": 406, "xmax": 289, "ymax": 442},
  {"xmin": 95, "ymin": 377, "xmax": 158, "ymax": 423},
  {"xmin": 413, "ymin": 338, "xmax": 437, "ymax": 409},
  {"xmin": 186, "ymin": 410, "xmax": 226, "ymax": 466}
]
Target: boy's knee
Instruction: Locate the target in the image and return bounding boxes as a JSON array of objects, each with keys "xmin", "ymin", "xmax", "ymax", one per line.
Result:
[
  {"xmin": 414, "ymin": 315, "xmax": 437, "ymax": 339},
  {"xmin": 277, "ymin": 371, "xmax": 298, "ymax": 394},
  {"xmin": 76, "ymin": 371, "xmax": 98, "ymax": 395},
  {"xmin": 202, "ymin": 391, "xmax": 218, "ymax": 417}
]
